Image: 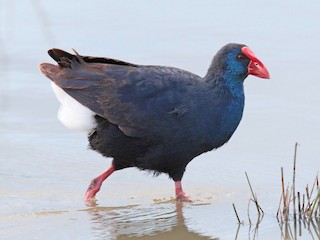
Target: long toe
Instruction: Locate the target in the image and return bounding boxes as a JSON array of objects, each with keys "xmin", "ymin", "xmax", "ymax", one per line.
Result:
[
  {"xmin": 84, "ymin": 188, "xmax": 98, "ymax": 202},
  {"xmin": 83, "ymin": 178, "xmax": 101, "ymax": 202},
  {"xmin": 176, "ymin": 192, "xmax": 192, "ymax": 202},
  {"xmin": 84, "ymin": 196, "xmax": 98, "ymax": 207},
  {"xmin": 83, "ymin": 165, "xmax": 115, "ymax": 204},
  {"xmin": 174, "ymin": 180, "xmax": 192, "ymax": 202}
]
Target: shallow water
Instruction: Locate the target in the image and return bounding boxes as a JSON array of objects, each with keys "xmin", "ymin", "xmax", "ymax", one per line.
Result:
[{"xmin": 1, "ymin": 0, "xmax": 320, "ymax": 239}]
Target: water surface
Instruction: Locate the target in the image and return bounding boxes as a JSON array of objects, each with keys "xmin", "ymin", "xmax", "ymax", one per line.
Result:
[{"xmin": 1, "ymin": 1, "xmax": 320, "ymax": 239}]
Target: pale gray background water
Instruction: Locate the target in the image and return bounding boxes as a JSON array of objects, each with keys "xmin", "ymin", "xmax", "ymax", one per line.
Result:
[{"xmin": 0, "ymin": 1, "xmax": 319, "ymax": 239}]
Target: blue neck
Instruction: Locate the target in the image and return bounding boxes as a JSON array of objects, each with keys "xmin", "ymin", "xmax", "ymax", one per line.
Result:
[
  {"xmin": 205, "ymin": 69, "xmax": 246, "ymax": 99},
  {"xmin": 201, "ymin": 72, "xmax": 245, "ymax": 148},
  {"xmin": 223, "ymin": 71, "xmax": 245, "ymax": 99}
]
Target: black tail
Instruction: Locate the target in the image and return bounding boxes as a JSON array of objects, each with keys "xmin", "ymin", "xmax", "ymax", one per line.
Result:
[
  {"xmin": 47, "ymin": 48, "xmax": 138, "ymax": 68},
  {"xmin": 48, "ymin": 49, "xmax": 78, "ymax": 68}
]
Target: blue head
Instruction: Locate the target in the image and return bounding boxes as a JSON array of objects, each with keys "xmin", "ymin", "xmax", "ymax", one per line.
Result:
[
  {"xmin": 201, "ymin": 44, "xmax": 270, "ymax": 148},
  {"xmin": 206, "ymin": 43, "xmax": 270, "ymax": 84}
]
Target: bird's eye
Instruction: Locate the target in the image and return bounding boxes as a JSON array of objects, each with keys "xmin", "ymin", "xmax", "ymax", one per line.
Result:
[{"xmin": 237, "ymin": 54, "xmax": 244, "ymax": 61}]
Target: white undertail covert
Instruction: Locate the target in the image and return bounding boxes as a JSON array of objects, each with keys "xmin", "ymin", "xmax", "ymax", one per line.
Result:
[{"xmin": 51, "ymin": 82, "xmax": 96, "ymax": 133}]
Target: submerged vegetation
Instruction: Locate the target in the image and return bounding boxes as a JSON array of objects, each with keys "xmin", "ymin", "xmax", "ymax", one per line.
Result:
[
  {"xmin": 233, "ymin": 143, "xmax": 320, "ymax": 239},
  {"xmin": 233, "ymin": 172, "xmax": 264, "ymax": 239},
  {"xmin": 277, "ymin": 143, "xmax": 319, "ymax": 239},
  {"xmin": 277, "ymin": 143, "xmax": 319, "ymax": 222}
]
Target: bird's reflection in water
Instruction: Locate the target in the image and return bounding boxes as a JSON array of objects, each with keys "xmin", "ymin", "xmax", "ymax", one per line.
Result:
[{"xmin": 85, "ymin": 201, "xmax": 216, "ymax": 240}]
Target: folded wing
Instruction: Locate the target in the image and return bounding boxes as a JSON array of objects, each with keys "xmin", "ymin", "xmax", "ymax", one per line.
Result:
[{"xmin": 40, "ymin": 49, "xmax": 202, "ymax": 138}]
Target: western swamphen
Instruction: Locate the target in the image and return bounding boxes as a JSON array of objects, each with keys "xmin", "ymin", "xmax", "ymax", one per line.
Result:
[{"xmin": 39, "ymin": 43, "xmax": 269, "ymax": 202}]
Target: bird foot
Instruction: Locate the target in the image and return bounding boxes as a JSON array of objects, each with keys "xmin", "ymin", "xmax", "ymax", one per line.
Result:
[
  {"xmin": 176, "ymin": 192, "xmax": 192, "ymax": 202},
  {"xmin": 83, "ymin": 165, "xmax": 115, "ymax": 205},
  {"xmin": 84, "ymin": 197, "xmax": 98, "ymax": 207},
  {"xmin": 83, "ymin": 178, "xmax": 101, "ymax": 203},
  {"xmin": 174, "ymin": 180, "xmax": 192, "ymax": 202}
]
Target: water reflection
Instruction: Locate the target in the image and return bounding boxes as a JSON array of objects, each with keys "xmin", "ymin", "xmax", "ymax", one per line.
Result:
[
  {"xmin": 85, "ymin": 202, "xmax": 216, "ymax": 240},
  {"xmin": 278, "ymin": 218, "xmax": 320, "ymax": 240},
  {"xmin": 232, "ymin": 217, "xmax": 320, "ymax": 240}
]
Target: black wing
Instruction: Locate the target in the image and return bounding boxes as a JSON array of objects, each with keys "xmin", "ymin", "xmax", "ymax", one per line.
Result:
[{"xmin": 40, "ymin": 49, "xmax": 203, "ymax": 138}]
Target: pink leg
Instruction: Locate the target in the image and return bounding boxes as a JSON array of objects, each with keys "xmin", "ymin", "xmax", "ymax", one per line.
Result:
[
  {"xmin": 175, "ymin": 180, "xmax": 192, "ymax": 202},
  {"xmin": 84, "ymin": 165, "xmax": 115, "ymax": 202}
]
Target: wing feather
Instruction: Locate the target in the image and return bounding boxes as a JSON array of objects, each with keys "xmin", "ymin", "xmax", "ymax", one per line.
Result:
[{"xmin": 41, "ymin": 50, "xmax": 202, "ymax": 138}]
